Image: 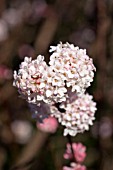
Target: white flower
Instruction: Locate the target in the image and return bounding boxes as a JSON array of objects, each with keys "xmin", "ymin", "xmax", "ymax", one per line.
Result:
[
  {"xmin": 13, "ymin": 56, "xmax": 68, "ymax": 105},
  {"xmin": 49, "ymin": 42, "xmax": 96, "ymax": 94},
  {"xmin": 51, "ymin": 93, "xmax": 97, "ymax": 136},
  {"xmin": 13, "ymin": 56, "xmax": 49, "ymax": 105},
  {"xmin": 46, "ymin": 90, "xmax": 52, "ymax": 97},
  {"xmin": 13, "ymin": 42, "xmax": 97, "ymax": 126}
]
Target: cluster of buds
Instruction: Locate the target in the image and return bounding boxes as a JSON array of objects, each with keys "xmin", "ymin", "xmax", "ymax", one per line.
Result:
[
  {"xmin": 13, "ymin": 42, "xmax": 97, "ymax": 136},
  {"xmin": 37, "ymin": 116, "xmax": 58, "ymax": 133},
  {"xmin": 49, "ymin": 43, "xmax": 95, "ymax": 94},
  {"xmin": 13, "ymin": 55, "xmax": 67, "ymax": 104},
  {"xmin": 51, "ymin": 93, "xmax": 96, "ymax": 136},
  {"xmin": 63, "ymin": 143, "xmax": 86, "ymax": 170}
]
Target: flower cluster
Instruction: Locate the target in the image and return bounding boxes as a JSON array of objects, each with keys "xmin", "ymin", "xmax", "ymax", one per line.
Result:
[
  {"xmin": 64, "ymin": 143, "xmax": 86, "ymax": 163},
  {"xmin": 49, "ymin": 42, "xmax": 96, "ymax": 94},
  {"xmin": 51, "ymin": 93, "xmax": 96, "ymax": 136},
  {"xmin": 63, "ymin": 143, "xmax": 86, "ymax": 170},
  {"xmin": 13, "ymin": 56, "xmax": 47, "ymax": 104},
  {"xmin": 13, "ymin": 55, "xmax": 67, "ymax": 105},
  {"xmin": 13, "ymin": 42, "xmax": 96, "ymax": 136}
]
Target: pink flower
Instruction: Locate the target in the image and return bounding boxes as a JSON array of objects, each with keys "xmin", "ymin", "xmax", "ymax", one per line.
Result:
[
  {"xmin": 64, "ymin": 143, "xmax": 86, "ymax": 163},
  {"xmin": 63, "ymin": 163, "xmax": 86, "ymax": 170},
  {"xmin": 0, "ymin": 65, "xmax": 12, "ymax": 80},
  {"xmin": 37, "ymin": 116, "xmax": 58, "ymax": 133},
  {"xmin": 18, "ymin": 44, "xmax": 35, "ymax": 59}
]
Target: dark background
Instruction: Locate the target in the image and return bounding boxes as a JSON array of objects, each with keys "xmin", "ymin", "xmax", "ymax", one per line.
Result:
[{"xmin": 0, "ymin": 0, "xmax": 113, "ymax": 170}]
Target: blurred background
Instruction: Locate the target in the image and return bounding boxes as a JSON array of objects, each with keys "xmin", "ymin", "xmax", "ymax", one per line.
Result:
[{"xmin": 0, "ymin": 0, "xmax": 113, "ymax": 169}]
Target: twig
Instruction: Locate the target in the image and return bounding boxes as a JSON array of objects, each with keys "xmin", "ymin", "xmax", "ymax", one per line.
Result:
[{"xmin": 10, "ymin": 131, "xmax": 49, "ymax": 170}]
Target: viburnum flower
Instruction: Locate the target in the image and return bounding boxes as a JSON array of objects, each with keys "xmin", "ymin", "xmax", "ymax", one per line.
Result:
[
  {"xmin": 63, "ymin": 162, "xmax": 86, "ymax": 170},
  {"xmin": 13, "ymin": 42, "xmax": 96, "ymax": 105},
  {"xmin": 13, "ymin": 55, "xmax": 48, "ymax": 104},
  {"xmin": 37, "ymin": 116, "xmax": 58, "ymax": 133},
  {"xmin": 51, "ymin": 93, "xmax": 97, "ymax": 136},
  {"xmin": 64, "ymin": 143, "xmax": 86, "ymax": 163},
  {"xmin": 13, "ymin": 42, "xmax": 96, "ymax": 136},
  {"xmin": 49, "ymin": 42, "xmax": 96, "ymax": 94},
  {"xmin": 13, "ymin": 55, "xmax": 67, "ymax": 105}
]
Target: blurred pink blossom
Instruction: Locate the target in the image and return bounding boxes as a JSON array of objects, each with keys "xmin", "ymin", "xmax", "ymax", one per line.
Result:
[
  {"xmin": 64, "ymin": 143, "xmax": 86, "ymax": 163},
  {"xmin": 63, "ymin": 163, "xmax": 86, "ymax": 170},
  {"xmin": 11, "ymin": 120, "xmax": 33, "ymax": 144},
  {"xmin": 99, "ymin": 117, "xmax": 113, "ymax": 139},
  {"xmin": 18, "ymin": 44, "xmax": 35, "ymax": 59},
  {"xmin": 0, "ymin": 19, "xmax": 8, "ymax": 41},
  {"xmin": 25, "ymin": 0, "xmax": 47, "ymax": 24},
  {"xmin": 2, "ymin": 8, "xmax": 22, "ymax": 28},
  {"xmin": 37, "ymin": 116, "xmax": 58, "ymax": 133},
  {"xmin": 0, "ymin": 65, "xmax": 12, "ymax": 80}
]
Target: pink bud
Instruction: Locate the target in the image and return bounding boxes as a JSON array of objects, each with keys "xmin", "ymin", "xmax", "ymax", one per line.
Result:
[
  {"xmin": 64, "ymin": 143, "xmax": 86, "ymax": 163},
  {"xmin": 37, "ymin": 116, "xmax": 58, "ymax": 133}
]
